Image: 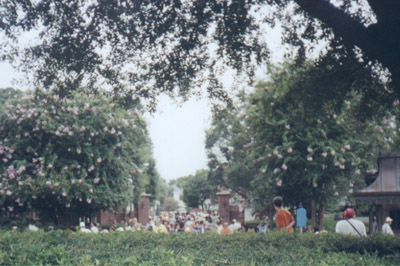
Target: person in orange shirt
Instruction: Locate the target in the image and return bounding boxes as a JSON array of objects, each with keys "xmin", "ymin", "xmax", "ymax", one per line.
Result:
[
  {"xmin": 221, "ymin": 222, "xmax": 231, "ymax": 235},
  {"xmin": 273, "ymin": 196, "xmax": 294, "ymax": 232}
]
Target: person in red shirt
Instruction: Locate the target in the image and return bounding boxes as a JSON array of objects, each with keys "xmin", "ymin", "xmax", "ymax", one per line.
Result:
[{"xmin": 273, "ymin": 196, "xmax": 294, "ymax": 232}]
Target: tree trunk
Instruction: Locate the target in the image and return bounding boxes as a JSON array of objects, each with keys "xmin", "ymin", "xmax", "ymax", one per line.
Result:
[
  {"xmin": 311, "ymin": 198, "xmax": 317, "ymax": 229},
  {"xmin": 317, "ymin": 202, "xmax": 325, "ymax": 230}
]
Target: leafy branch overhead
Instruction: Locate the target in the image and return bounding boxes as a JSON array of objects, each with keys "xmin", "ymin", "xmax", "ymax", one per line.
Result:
[{"xmin": 1, "ymin": 1, "xmax": 400, "ymax": 108}]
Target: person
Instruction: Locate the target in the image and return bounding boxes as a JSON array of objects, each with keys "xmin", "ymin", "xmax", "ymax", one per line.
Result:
[
  {"xmin": 221, "ymin": 222, "xmax": 231, "ymax": 235},
  {"xmin": 79, "ymin": 222, "xmax": 92, "ymax": 233},
  {"xmin": 382, "ymin": 217, "xmax": 394, "ymax": 236},
  {"xmin": 372, "ymin": 216, "xmax": 378, "ymax": 234},
  {"xmin": 28, "ymin": 224, "xmax": 39, "ymax": 232},
  {"xmin": 153, "ymin": 220, "xmax": 168, "ymax": 234},
  {"xmin": 258, "ymin": 220, "xmax": 268, "ymax": 234},
  {"xmin": 90, "ymin": 222, "xmax": 99, "ymax": 233},
  {"xmin": 273, "ymin": 196, "xmax": 294, "ymax": 232},
  {"xmin": 335, "ymin": 208, "xmax": 366, "ymax": 237}
]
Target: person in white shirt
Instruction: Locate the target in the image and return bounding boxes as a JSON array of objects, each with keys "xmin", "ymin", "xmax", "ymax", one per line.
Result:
[
  {"xmin": 382, "ymin": 217, "xmax": 394, "ymax": 236},
  {"xmin": 90, "ymin": 222, "xmax": 99, "ymax": 233},
  {"xmin": 335, "ymin": 208, "xmax": 366, "ymax": 237},
  {"xmin": 79, "ymin": 222, "xmax": 92, "ymax": 233}
]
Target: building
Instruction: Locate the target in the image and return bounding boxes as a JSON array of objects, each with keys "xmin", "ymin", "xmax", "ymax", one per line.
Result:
[{"xmin": 353, "ymin": 155, "xmax": 400, "ymax": 234}]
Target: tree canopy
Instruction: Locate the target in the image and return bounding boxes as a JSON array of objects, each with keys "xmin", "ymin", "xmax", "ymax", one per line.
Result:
[
  {"xmin": 1, "ymin": 1, "xmax": 399, "ymax": 109},
  {"xmin": 175, "ymin": 169, "xmax": 212, "ymax": 209},
  {"xmin": 0, "ymin": 88, "xmax": 158, "ymax": 224},
  {"xmin": 206, "ymin": 60, "xmax": 400, "ymax": 227}
]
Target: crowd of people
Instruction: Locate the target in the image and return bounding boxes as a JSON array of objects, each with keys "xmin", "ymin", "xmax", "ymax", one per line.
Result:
[
  {"xmin": 17, "ymin": 196, "xmax": 396, "ymax": 237},
  {"xmin": 78, "ymin": 211, "xmax": 245, "ymax": 235}
]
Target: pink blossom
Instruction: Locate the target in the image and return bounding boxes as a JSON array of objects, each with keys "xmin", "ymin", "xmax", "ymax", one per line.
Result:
[
  {"xmin": 88, "ymin": 165, "xmax": 95, "ymax": 172},
  {"xmin": 313, "ymin": 183, "xmax": 318, "ymax": 188},
  {"xmin": 78, "ymin": 179, "xmax": 83, "ymax": 184},
  {"xmin": 307, "ymin": 147, "xmax": 313, "ymax": 153},
  {"xmin": 277, "ymin": 154, "xmax": 283, "ymax": 159},
  {"xmin": 89, "ymin": 188, "xmax": 94, "ymax": 194},
  {"xmin": 16, "ymin": 166, "xmax": 26, "ymax": 175},
  {"xmin": 348, "ymin": 189, "xmax": 353, "ymax": 193},
  {"xmin": 332, "ymin": 114, "xmax": 337, "ymax": 119},
  {"xmin": 287, "ymin": 147, "xmax": 293, "ymax": 153},
  {"xmin": 66, "ymin": 203, "xmax": 71, "ymax": 208},
  {"xmin": 330, "ymin": 150, "xmax": 336, "ymax": 156},
  {"xmin": 349, "ymin": 183, "xmax": 354, "ymax": 188},
  {"xmin": 62, "ymin": 192, "xmax": 67, "ymax": 197},
  {"xmin": 276, "ymin": 180, "xmax": 282, "ymax": 187},
  {"xmin": 110, "ymin": 128, "xmax": 116, "ymax": 135},
  {"xmin": 48, "ymin": 164, "xmax": 53, "ymax": 169},
  {"xmin": 86, "ymin": 199, "xmax": 92, "ymax": 204},
  {"xmin": 334, "ymin": 161, "xmax": 340, "ymax": 166},
  {"xmin": 340, "ymin": 165, "xmax": 345, "ymax": 170},
  {"xmin": 76, "ymin": 165, "xmax": 81, "ymax": 169},
  {"xmin": 334, "ymin": 191, "xmax": 339, "ymax": 196},
  {"xmin": 71, "ymin": 179, "xmax": 75, "ymax": 184},
  {"xmin": 285, "ymin": 124, "xmax": 290, "ymax": 130},
  {"xmin": 354, "ymin": 169, "xmax": 361, "ymax": 175},
  {"xmin": 344, "ymin": 144, "xmax": 351, "ymax": 150},
  {"xmin": 18, "ymin": 181, "xmax": 23, "ymax": 186},
  {"xmin": 54, "ymin": 182, "xmax": 59, "ymax": 187},
  {"xmin": 32, "ymin": 195, "xmax": 37, "ymax": 199},
  {"xmin": 2, "ymin": 158, "xmax": 8, "ymax": 163},
  {"xmin": 46, "ymin": 181, "xmax": 52, "ymax": 186},
  {"xmin": 261, "ymin": 169, "xmax": 266, "ymax": 174},
  {"xmin": 281, "ymin": 164, "xmax": 288, "ymax": 170},
  {"xmin": 6, "ymin": 190, "xmax": 12, "ymax": 196},
  {"xmin": 77, "ymin": 148, "xmax": 81, "ymax": 154},
  {"xmin": 340, "ymin": 148, "xmax": 345, "ymax": 153},
  {"xmin": 8, "ymin": 206, "xmax": 14, "ymax": 212},
  {"xmin": 93, "ymin": 178, "xmax": 100, "ymax": 184},
  {"xmin": 307, "ymin": 157, "xmax": 313, "ymax": 162},
  {"xmin": 273, "ymin": 150, "xmax": 278, "ymax": 155},
  {"xmin": 321, "ymin": 152, "xmax": 327, "ymax": 158},
  {"xmin": 96, "ymin": 158, "xmax": 102, "ymax": 163}
]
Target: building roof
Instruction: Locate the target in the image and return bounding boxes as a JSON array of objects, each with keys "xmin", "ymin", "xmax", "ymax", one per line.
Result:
[{"xmin": 354, "ymin": 155, "xmax": 400, "ymax": 204}]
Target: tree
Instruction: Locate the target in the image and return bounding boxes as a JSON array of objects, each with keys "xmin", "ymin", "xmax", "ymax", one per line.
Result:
[
  {"xmin": 206, "ymin": 60, "xmax": 398, "ymax": 228},
  {"xmin": 163, "ymin": 197, "xmax": 180, "ymax": 212},
  {"xmin": 1, "ymin": 1, "xmax": 399, "ymax": 109},
  {"xmin": 206, "ymin": 93, "xmax": 255, "ymax": 198},
  {"xmin": 0, "ymin": 88, "xmax": 157, "ymax": 224},
  {"xmin": 176, "ymin": 169, "xmax": 212, "ymax": 209}
]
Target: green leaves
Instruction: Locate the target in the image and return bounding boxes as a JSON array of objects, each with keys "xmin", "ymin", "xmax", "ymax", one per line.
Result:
[{"xmin": 0, "ymin": 88, "xmax": 157, "ymax": 223}]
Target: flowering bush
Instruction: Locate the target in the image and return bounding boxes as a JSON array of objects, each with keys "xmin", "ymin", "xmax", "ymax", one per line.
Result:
[{"xmin": 0, "ymin": 89, "xmax": 153, "ymax": 223}]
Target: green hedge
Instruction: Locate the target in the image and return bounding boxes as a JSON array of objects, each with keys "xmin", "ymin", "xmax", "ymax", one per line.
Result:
[{"xmin": 0, "ymin": 230, "xmax": 399, "ymax": 265}]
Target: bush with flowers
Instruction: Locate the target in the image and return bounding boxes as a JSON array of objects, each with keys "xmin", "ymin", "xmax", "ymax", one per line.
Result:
[{"xmin": 0, "ymin": 88, "xmax": 154, "ymax": 224}]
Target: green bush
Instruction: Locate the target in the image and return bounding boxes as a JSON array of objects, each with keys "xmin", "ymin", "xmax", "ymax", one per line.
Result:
[{"xmin": 0, "ymin": 230, "xmax": 399, "ymax": 265}]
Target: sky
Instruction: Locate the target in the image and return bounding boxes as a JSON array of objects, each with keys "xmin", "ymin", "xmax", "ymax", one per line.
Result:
[{"xmin": 144, "ymin": 95, "xmax": 211, "ymax": 181}]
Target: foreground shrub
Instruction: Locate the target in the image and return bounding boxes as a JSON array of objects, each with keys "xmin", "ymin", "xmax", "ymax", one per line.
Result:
[{"xmin": 0, "ymin": 230, "xmax": 399, "ymax": 265}]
